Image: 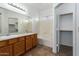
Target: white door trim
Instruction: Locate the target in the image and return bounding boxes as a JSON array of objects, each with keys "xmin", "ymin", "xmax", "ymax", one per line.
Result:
[{"xmin": 52, "ymin": 3, "xmax": 76, "ymax": 56}]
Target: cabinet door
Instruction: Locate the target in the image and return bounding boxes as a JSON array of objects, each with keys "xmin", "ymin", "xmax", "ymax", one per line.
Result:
[
  {"xmin": 32, "ymin": 34, "xmax": 38, "ymax": 47},
  {"xmin": 0, "ymin": 45, "xmax": 13, "ymax": 56},
  {"xmin": 13, "ymin": 40, "xmax": 25, "ymax": 56},
  {"xmin": 26, "ymin": 36, "xmax": 32, "ymax": 51}
]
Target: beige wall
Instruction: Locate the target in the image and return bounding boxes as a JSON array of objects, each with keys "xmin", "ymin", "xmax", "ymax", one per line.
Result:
[
  {"xmin": 39, "ymin": 19, "xmax": 53, "ymax": 47},
  {"xmin": 38, "ymin": 8, "xmax": 53, "ymax": 48},
  {"xmin": 26, "ymin": 21, "xmax": 32, "ymax": 32}
]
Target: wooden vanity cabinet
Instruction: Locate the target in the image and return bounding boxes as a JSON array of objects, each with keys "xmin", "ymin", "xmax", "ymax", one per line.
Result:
[
  {"xmin": 0, "ymin": 33, "xmax": 38, "ymax": 56},
  {"xmin": 13, "ymin": 37, "xmax": 25, "ymax": 56},
  {"xmin": 26, "ymin": 35, "xmax": 32, "ymax": 51}
]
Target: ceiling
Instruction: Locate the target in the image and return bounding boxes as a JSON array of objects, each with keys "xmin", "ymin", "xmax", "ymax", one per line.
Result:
[
  {"xmin": 0, "ymin": 3, "xmax": 53, "ymax": 17},
  {"xmin": 3, "ymin": 3, "xmax": 52, "ymax": 17},
  {"xmin": 22, "ymin": 3, "xmax": 53, "ymax": 17},
  {"xmin": 23, "ymin": 3, "xmax": 53, "ymax": 11}
]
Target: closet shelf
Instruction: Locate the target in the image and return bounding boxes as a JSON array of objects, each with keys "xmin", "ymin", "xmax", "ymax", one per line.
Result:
[{"xmin": 59, "ymin": 29, "xmax": 73, "ymax": 32}]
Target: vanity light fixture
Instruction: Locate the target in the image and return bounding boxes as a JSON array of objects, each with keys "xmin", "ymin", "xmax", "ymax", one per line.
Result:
[{"xmin": 8, "ymin": 3, "xmax": 26, "ymax": 12}]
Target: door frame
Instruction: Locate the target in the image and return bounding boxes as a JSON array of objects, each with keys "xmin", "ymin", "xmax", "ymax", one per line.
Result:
[{"xmin": 53, "ymin": 3, "xmax": 76, "ymax": 56}]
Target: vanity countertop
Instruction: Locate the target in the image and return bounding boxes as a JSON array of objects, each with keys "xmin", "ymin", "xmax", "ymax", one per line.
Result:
[{"xmin": 0, "ymin": 33, "xmax": 36, "ymax": 41}]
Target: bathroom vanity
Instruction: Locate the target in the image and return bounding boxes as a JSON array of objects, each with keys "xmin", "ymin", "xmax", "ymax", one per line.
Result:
[{"xmin": 0, "ymin": 33, "xmax": 38, "ymax": 56}]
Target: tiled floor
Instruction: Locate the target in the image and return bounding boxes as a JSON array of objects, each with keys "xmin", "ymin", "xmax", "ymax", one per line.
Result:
[{"xmin": 23, "ymin": 45, "xmax": 72, "ymax": 56}]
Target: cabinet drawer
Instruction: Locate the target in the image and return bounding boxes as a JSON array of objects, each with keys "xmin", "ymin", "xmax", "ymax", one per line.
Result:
[
  {"xmin": 9, "ymin": 38, "xmax": 18, "ymax": 44},
  {"xmin": 0, "ymin": 41, "xmax": 8, "ymax": 47},
  {"xmin": 19, "ymin": 37, "xmax": 25, "ymax": 41}
]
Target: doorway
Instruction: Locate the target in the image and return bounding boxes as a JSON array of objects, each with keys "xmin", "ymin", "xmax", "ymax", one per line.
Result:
[
  {"xmin": 54, "ymin": 3, "xmax": 76, "ymax": 56},
  {"xmin": 57, "ymin": 13, "xmax": 73, "ymax": 56}
]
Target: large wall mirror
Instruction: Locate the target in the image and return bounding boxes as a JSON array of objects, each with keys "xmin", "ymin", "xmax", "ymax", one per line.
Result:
[{"xmin": 0, "ymin": 7, "xmax": 32, "ymax": 35}]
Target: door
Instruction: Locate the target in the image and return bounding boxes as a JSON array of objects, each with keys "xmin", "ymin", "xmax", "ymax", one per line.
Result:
[{"xmin": 32, "ymin": 34, "xmax": 38, "ymax": 47}]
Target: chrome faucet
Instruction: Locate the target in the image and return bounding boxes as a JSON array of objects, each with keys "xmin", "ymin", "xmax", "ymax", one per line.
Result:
[{"xmin": 6, "ymin": 33, "xmax": 10, "ymax": 36}]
